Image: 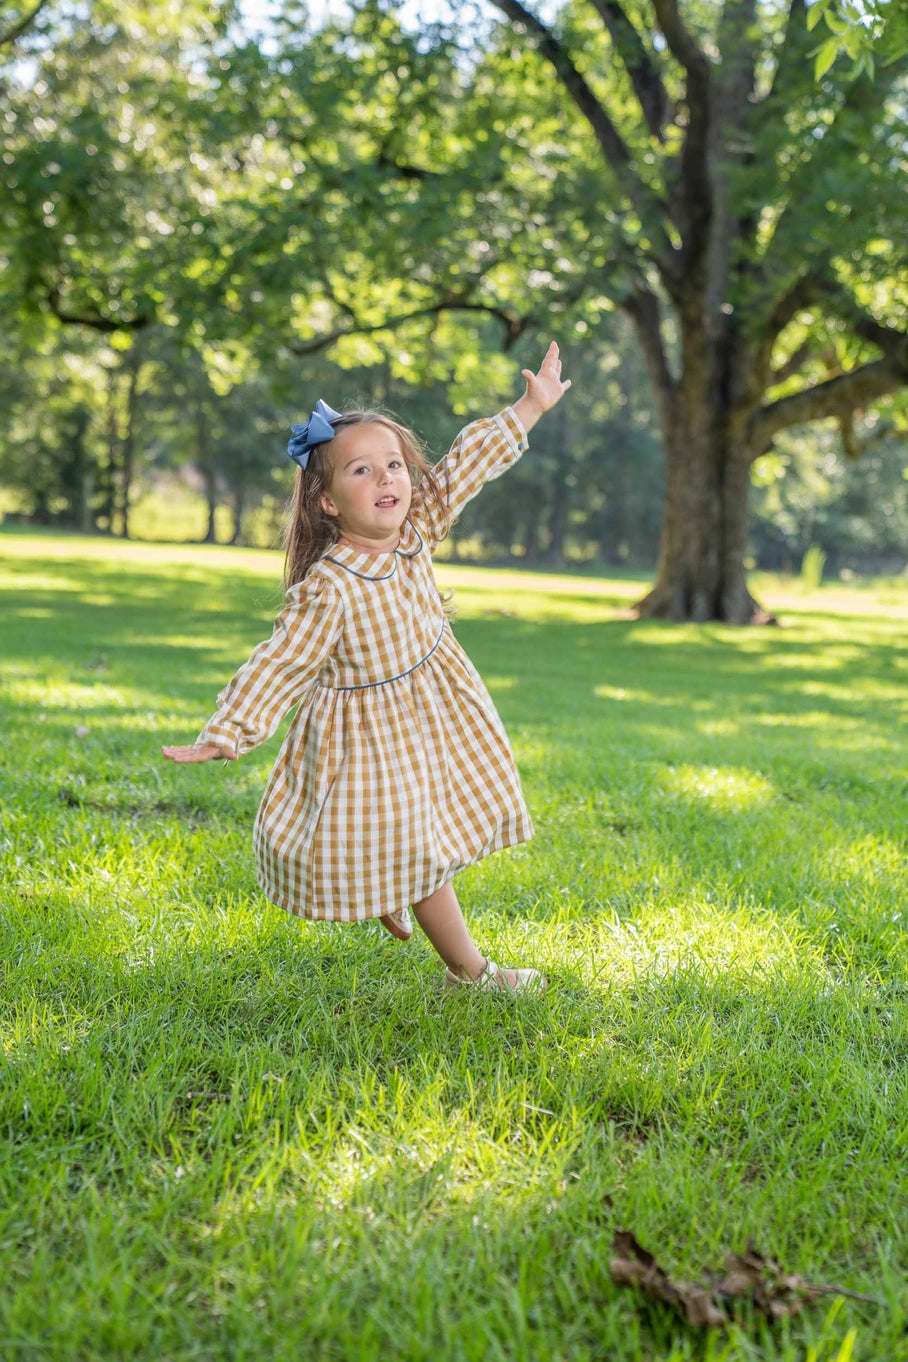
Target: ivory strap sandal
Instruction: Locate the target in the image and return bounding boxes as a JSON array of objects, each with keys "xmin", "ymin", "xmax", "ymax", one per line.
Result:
[
  {"xmin": 379, "ymin": 906, "xmax": 413, "ymax": 940},
  {"xmin": 443, "ymin": 958, "xmax": 547, "ymax": 995}
]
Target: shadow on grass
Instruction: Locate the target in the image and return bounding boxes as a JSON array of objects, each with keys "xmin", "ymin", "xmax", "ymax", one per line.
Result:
[{"xmin": 4, "ymin": 556, "xmax": 905, "ymax": 723}]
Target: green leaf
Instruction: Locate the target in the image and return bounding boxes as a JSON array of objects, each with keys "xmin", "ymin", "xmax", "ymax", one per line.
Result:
[
  {"xmin": 814, "ymin": 38, "xmax": 839, "ymax": 79},
  {"xmin": 821, "ymin": 9, "xmax": 849, "ymax": 36},
  {"xmin": 806, "ymin": 0, "xmax": 834, "ymax": 32}
]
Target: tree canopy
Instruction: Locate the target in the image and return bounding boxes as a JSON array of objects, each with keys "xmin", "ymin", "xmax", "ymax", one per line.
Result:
[{"xmin": 1, "ymin": 1, "xmax": 906, "ymax": 607}]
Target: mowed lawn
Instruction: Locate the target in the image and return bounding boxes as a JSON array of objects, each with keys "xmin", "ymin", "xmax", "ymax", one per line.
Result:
[{"xmin": 2, "ymin": 532, "xmax": 907, "ymax": 1362}]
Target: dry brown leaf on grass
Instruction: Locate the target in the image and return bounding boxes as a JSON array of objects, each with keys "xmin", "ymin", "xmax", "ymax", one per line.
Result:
[
  {"xmin": 713, "ymin": 1243, "xmax": 816, "ymax": 1321},
  {"xmin": 716, "ymin": 1242, "xmax": 881, "ymax": 1313},
  {"xmin": 609, "ymin": 1231, "xmax": 881, "ymax": 1330},
  {"xmin": 609, "ymin": 1230, "xmax": 726, "ymax": 1328}
]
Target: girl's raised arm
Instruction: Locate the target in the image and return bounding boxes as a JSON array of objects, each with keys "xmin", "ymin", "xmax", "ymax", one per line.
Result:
[{"xmin": 410, "ymin": 342, "xmax": 571, "ymax": 548}]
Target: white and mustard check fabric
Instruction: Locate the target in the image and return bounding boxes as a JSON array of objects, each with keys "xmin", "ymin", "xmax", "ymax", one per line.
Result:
[{"xmin": 197, "ymin": 407, "xmax": 534, "ymax": 922}]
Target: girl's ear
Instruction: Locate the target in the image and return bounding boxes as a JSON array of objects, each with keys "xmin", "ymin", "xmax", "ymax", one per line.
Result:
[{"xmin": 319, "ymin": 487, "xmax": 337, "ymax": 517}]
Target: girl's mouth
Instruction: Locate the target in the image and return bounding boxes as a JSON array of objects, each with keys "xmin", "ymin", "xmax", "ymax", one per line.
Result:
[{"xmin": 375, "ymin": 497, "xmax": 398, "ymax": 508}]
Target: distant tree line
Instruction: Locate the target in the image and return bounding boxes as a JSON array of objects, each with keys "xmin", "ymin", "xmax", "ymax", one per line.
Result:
[{"xmin": 2, "ymin": 315, "xmax": 905, "ymax": 576}]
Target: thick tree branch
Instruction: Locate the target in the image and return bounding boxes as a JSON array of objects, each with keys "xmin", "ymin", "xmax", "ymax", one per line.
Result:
[
  {"xmin": 749, "ymin": 269, "xmax": 908, "ymax": 446},
  {"xmin": 589, "ymin": 0, "xmax": 669, "ymax": 140},
  {"xmin": 618, "ymin": 282, "xmax": 674, "ymax": 424},
  {"xmin": 848, "ymin": 309, "xmax": 908, "ymax": 355},
  {"xmin": 705, "ymin": 0, "xmax": 759, "ymax": 328},
  {"xmin": 492, "ymin": 0, "xmax": 633, "ymax": 169},
  {"xmin": 770, "ymin": 339, "xmax": 813, "ymax": 385},
  {"xmin": 749, "ymin": 343, "xmax": 908, "ymax": 451},
  {"xmin": 650, "ymin": 0, "xmax": 712, "ymax": 279},
  {"xmin": 287, "ymin": 298, "xmax": 531, "ymax": 355},
  {"xmin": 0, "ymin": 0, "xmax": 48, "ymax": 49},
  {"xmin": 47, "ymin": 286, "xmax": 155, "ymax": 333},
  {"xmin": 376, "ymin": 144, "xmax": 446, "ymax": 182},
  {"xmin": 732, "ymin": 0, "xmax": 805, "ymax": 258},
  {"xmin": 488, "ymin": 0, "xmax": 678, "ymax": 284},
  {"xmin": 749, "ymin": 260, "xmax": 908, "ymax": 379},
  {"xmin": 745, "ymin": 270, "xmax": 822, "ymax": 398},
  {"xmin": 762, "ymin": 273, "xmax": 819, "ymax": 340},
  {"xmin": 651, "ymin": 0, "xmax": 710, "ymax": 81},
  {"xmin": 716, "ymin": 0, "xmax": 758, "ymax": 123}
]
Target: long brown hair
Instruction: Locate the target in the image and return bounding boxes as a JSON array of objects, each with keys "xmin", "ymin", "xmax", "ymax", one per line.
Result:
[{"xmin": 282, "ymin": 410, "xmax": 450, "ymax": 589}]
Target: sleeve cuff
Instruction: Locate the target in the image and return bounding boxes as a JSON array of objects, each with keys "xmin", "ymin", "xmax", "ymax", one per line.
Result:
[
  {"xmin": 494, "ymin": 406, "xmax": 529, "ymax": 456},
  {"xmin": 196, "ymin": 720, "xmax": 240, "ymax": 757}
]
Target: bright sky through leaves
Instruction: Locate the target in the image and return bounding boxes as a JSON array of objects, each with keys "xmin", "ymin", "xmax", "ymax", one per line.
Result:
[{"xmin": 237, "ymin": 0, "xmax": 562, "ymax": 37}]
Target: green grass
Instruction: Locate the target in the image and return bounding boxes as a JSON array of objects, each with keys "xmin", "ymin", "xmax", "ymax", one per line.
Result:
[{"xmin": 2, "ymin": 530, "xmax": 907, "ymax": 1362}]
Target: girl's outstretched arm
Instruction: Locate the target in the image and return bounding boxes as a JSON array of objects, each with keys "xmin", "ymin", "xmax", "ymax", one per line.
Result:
[
  {"xmin": 512, "ymin": 341, "xmax": 572, "ymax": 434},
  {"xmin": 161, "ymin": 574, "xmax": 344, "ymax": 765},
  {"xmin": 161, "ymin": 743, "xmax": 235, "ymax": 763}
]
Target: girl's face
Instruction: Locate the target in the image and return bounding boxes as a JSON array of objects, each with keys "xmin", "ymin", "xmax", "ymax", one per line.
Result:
[{"xmin": 319, "ymin": 422, "xmax": 413, "ymax": 549}]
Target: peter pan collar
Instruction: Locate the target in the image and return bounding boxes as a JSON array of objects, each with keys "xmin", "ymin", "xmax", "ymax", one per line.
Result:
[{"xmin": 323, "ymin": 519, "xmax": 425, "ymax": 580}]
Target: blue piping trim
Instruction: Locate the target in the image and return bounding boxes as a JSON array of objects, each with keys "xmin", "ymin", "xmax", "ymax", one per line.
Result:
[
  {"xmin": 323, "ymin": 522, "xmax": 425, "ymax": 579},
  {"xmin": 323, "ymin": 554, "xmax": 397, "ymax": 581},
  {"xmin": 330, "ymin": 624, "xmax": 445, "ymax": 691},
  {"xmin": 395, "ymin": 522, "xmax": 425, "ymax": 559}
]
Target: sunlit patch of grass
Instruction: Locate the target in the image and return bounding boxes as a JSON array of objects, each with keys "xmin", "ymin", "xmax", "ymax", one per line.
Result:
[
  {"xmin": 594, "ymin": 683, "xmax": 662, "ymax": 704},
  {"xmin": 660, "ymin": 764, "xmax": 776, "ymax": 813},
  {"xmin": 2, "ymin": 532, "xmax": 908, "ymax": 1360},
  {"xmin": 479, "ymin": 674, "xmax": 516, "ymax": 693}
]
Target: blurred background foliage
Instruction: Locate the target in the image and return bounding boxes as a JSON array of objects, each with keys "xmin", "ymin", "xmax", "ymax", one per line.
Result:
[{"xmin": 1, "ymin": 0, "xmax": 906, "ymax": 576}]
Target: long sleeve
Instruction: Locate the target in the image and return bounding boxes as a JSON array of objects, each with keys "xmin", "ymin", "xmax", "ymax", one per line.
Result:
[
  {"xmin": 411, "ymin": 406, "xmax": 528, "ymax": 549},
  {"xmin": 196, "ymin": 575, "xmax": 343, "ymax": 757}
]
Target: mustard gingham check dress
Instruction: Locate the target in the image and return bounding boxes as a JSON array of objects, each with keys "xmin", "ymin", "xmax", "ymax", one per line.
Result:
[{"xmin": 197, "ymin": 407, "xmax": 534, "ymax": 923}]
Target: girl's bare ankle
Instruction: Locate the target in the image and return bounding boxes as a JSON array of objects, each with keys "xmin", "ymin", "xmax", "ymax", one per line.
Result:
[{"xmin": 451, "ymin": 956, "xmax": 487, "ymax": 982}]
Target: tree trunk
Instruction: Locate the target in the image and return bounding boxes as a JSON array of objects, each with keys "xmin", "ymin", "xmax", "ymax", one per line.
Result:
[
  {"xmin": 203, "ymin": 484, "xmax": 217, "ymax": 544},
  {"xmin": 523, "ymin": 516, "xmax": 543, "ymax": 562},
  {"xmin": 101, "ymin": 367, "xmax": 119, "ymax": 533},
  {"xmin": 80, "ymin": 467, "xmax": 94, "ymax": 534},
  {"xmin": 545, "ymin": 398, "xmax": 570, "ymax": 565},
  {"xmin": 196, "ymin": 403, "xmax": 218, "ymax": 544},
  {"xmin": 117, "ymin": 359, "xmax": 141, "ymax": 539},
  {"xmin": 635, "ymin": 389, "xmax": 773, "ymax": 625},
  {"xmin": 230, "ymin": 478, "xmax": 246, "ymax": 546}
]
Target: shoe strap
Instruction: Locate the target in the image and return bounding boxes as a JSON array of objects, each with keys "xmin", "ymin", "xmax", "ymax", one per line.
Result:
[{"xmin": 480, "ymin": 959, "xmax": 516, "ymax": 992}]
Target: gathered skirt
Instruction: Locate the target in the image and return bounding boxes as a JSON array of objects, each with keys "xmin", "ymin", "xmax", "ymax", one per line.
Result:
[{"xmin": 251, "ymin": 625, "xmax": 533, "ymax": 920}]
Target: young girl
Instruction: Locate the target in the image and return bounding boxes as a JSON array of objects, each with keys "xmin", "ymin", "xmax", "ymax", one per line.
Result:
[{"xmin": 163, "ymin": 342, "xmax": 570, "ymax": 993}]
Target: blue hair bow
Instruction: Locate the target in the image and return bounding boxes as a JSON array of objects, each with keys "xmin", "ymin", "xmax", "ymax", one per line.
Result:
[{"xmin": 287, "ymin": 399, "xmax": 342, "ymax": 470}]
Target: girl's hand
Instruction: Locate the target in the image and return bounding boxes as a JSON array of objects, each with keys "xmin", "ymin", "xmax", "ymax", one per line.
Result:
[
  {"xmin": 161, "ymin": 743, "xmax": 235, "ymax": 763},
  {"xmin": 514, "ymin": 342, "xmax": 572, "ymax": 432}
]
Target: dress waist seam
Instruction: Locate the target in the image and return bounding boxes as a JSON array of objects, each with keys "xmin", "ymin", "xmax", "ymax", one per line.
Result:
[{"xmin": 322, "ymin": 625, "xmax": 446, "ymax": 692}]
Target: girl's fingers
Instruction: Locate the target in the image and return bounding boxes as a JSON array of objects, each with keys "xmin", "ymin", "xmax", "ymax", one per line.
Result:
[
  {"xmin": 521, "ymin": 343, "xmax": 569, "ymax": 395},
  {"xmin": 161, "ymin": 744, "xmax": 233, "ymax": 762}
]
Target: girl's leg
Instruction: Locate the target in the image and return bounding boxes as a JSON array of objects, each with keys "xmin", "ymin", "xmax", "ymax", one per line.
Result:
[{"xmin": 412, "ymin": 881, "xmax": 487, "ymax": 980}]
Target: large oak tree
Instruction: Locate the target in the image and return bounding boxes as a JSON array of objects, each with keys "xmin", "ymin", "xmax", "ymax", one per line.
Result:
[
  {"xmin": 474, "ymin": 0, "xmax": 908, "ymax": 620},
  {"xmin": 232, "ymin": 0, "xmax": 908, "ymax": 620}
]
